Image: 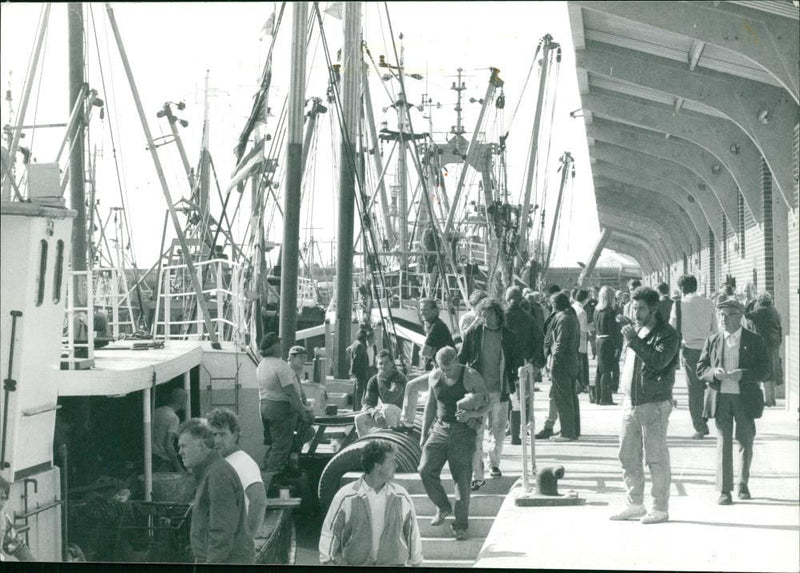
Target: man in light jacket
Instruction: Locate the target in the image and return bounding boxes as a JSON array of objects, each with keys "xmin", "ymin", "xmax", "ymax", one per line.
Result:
[{"xmin": 319, "ymin": 440, "xmax": 423, "ymax": 566}]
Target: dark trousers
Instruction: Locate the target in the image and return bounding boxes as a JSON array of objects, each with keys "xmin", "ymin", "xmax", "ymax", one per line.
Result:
[
  {"xmin": 353, "ymin": 375, "xmax": 368, "ymax": 411},
  {"xmin": 551, "ymin": 366, "xmax": 579, "ymax": 439},
  {"xmin": 419, "ymin": 421, "xmax": 476, "ymax": 532},
  {"xmin": 595, "ymin": 337, "xmax": 616, "ymax": 404},
  {"xmin": 714, "ymin": 393, "xmax": 755, "ymax": 493},
  {"xmin": 681, "ymin": 347, "xmax": 709, "ymax": 434},
  {"xmin": 579, "ymin": 352, "xmax": 590, "ymax": 391},
  {"xmin": 261, "ymin": 399, "xmax": 308, "ymax": 477}
]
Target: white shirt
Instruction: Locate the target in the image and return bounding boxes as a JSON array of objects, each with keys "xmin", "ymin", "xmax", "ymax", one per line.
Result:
[
  {"xmin": 670, "ymin": 292, "xmax": 718, "ymax": 350},
  {"xmin": 720, "ymin": 327, "xmax": 742, "ymax": 395},
  {"xmin": 364, "ymin": 482, "xmax": 389, "ymax": 562},
  {"xmin": 571, "ymin": 302, "xmax": 588, "ymax": 353},
  {"xmin": 620, "ymin": 324, "xmax": 652, "ymax": 397},
  {"xmin": 225, "ymin": 449, "xmax": 263, "ymax": 513}
]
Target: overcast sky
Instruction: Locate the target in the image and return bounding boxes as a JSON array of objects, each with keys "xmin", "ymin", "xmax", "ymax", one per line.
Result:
[{"xmin": 1, "ymin": 2, "xmax": 605, "ymax": 269}]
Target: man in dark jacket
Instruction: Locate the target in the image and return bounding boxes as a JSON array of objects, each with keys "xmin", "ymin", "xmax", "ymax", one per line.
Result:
[
  {"xmin": 178, "ymin": 419, "xmax": 255, "ymax": 564},
  {"xmin": 609, "ymin": 287, "xmax": 679, "ymax": 525},
  {"xmin": 543, "ymin": 292, "xmax": 581, "ymax": 442},
  {"xmin": 459, "ymin": 298, "xmax": 519, "ymax": 486},
  {"xmin": 697, "ymin": 298, "xmax": 768, "ymax": 505},
  {"xmin": 505, "ymin": 286, "xmax": 544, "ymax": 445}
]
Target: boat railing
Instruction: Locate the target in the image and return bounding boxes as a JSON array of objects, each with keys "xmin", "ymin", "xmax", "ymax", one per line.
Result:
[
  {"xmin": 93, "ymin": 267, "xmax": 137, "ymax": 338},
  {"xmin": 62, "ymin": 270, "xmax": 95, "ymax": 369},
  {"xmin": 153, "ymin": 258, "xmax": 247, "ymax": 344},
  {"xmin": 352, "ymin": 266, "xmax": 465, "ymax": 315}
]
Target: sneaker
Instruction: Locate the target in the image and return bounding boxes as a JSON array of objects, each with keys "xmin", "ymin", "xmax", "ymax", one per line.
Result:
[
  {"xmin": 549, "ymin": 435, "xmax": 577, "ymax": 442},
  {"xmin": 640, "ymin": 510, "xmax": 669, "ymax": 524},
  {"xmin": 471, "ymin": 479, "xmax": 486, "ymax": 491},
  {"xmin": 609, "ymin": 504, "xmax": 647, "ymax": 521},
  {"xmin": 430, "ymin": 508, "xmax": 451, "ymax": 526},
  {"xmin": 737, "ymin": 484, "xmax": 751, "ymax": 500},
  {"xmin": 451, "ymin": 524, "xmax": 468, "ymax": 541},
  {"xmin": 490, "ymin": 466, "xmax": 502, "ymax": 478},
  {"xmin": 717, "ymin": 492, "xmax": 733, "ymax": 505},
  {"xmin": 534, "ymin": 428, "xmax": 554, "ymax": 440}
]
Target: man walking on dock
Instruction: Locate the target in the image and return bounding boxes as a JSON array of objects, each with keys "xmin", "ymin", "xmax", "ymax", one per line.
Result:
[
  {"xmin": 419, "ymin": 346, "xmax": 489, "ymax": 540},
  {"xmin": 319, "ymin": 440, "xmax": 423, "ymax": 566},
  {"xmin": 459, "ymin": 298, "xmax": 519, "ymax": 485},
  {"xmin": 610, "ymin": 287, "xmax": 679, "ymax": 525},
  {"xmin": 670, "ymin": 274, "xmax": 718, "ymax": 439},
  {"xmin": 697, "ymin": 297, "xmax": 768, "ymax": 505}
]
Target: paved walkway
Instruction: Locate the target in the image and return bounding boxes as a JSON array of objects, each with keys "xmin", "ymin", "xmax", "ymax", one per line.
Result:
[{"xmin": 474, "ymin": 358, "xmax": 799, "ymax": 571}]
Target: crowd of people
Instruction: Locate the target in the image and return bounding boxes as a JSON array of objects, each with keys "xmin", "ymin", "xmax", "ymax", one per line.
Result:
[{"xmin": 141, "ymin": 272, "xmax": 783, "ymax": 565}]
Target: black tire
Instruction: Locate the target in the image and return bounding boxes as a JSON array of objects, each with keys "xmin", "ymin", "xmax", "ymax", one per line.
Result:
[{"xmin": 317, "ymin": 428, "xmax": 423, "ymax": 510}]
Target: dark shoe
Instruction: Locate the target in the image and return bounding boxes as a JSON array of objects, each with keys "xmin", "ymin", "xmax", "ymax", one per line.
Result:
[
  {"xmin": 717, "ymin": 492, "xmax": 733, "ymax": 505},
  {"xmin": 430, "ymin": 508, "xmax": 451, "ymax": 526},
  {"xmin": 471, "ymin": 479, "xmax": 486, "ymax": 491},
  {"xmin": 490, "ymin": 466, "xmax": 502, "ymax": 478},
  {"xmin": 691, "ymin": 432, "xmax": 706, "ymax": 440},
  {"xmin": 737, "ymin": 484, "xmax": 751, "ymax": 500},
  {"xmin": 451, "ymin": 525, "xmax": 468, "ymax": 541},
  {"xmin": 535, "ymin": 428, "xmax": 554, "ymax": 440}
]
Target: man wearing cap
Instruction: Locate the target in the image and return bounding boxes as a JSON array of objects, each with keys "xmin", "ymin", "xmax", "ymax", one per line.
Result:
[
  {"xmin": 354, "ymin": 350, "xmax": 407, "ymax": 438},
  {"xmin": 697, "ymin": 298, "xmax": 768, "ymax": 505},
  {"xmin": 257, "ymin": 333, "xmax": 314, "ymax": 485}
]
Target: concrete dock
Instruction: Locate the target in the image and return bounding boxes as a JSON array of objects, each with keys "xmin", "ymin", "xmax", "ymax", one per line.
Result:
[{"xmin": 473, "ymin": 360, "xmax": 799, "ymax": 571}]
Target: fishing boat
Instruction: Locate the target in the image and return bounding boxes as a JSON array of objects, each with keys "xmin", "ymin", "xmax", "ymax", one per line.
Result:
[{"xmin": 0, "ymin": 1, "xmax": 577, "ymax": 564}]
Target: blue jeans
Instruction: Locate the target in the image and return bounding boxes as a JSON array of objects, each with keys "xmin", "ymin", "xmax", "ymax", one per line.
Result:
[
  {"xmin": 419, "ymin": 420, "xmax": 476, "ymax": 531},
  {"xmin": 618, "ymin": 399, "xmax": 672, "ymax": 512},
  {"xmin": 472, "ymin": 393, "xmax": 508, "ymax": 480}
]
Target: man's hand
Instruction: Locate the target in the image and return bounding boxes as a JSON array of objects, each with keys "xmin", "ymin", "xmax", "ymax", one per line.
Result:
[
  {"xmin": 621, "ymin": 324, "xmax": 636, "ymax": 343},
  {"xmin": 713, "ymin": 367, "xmax": 725, "ymax": 380}
]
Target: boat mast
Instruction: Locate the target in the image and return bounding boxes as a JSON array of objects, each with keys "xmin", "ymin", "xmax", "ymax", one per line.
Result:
[
  {"xmin": 334, "ymin": 1, "xmax": 362, "ymax": 378},
  {"xmin": 517, "ymin": 35, "xmax": 559, "ymax": 263},
  {"xmin": 69, "ymin": 2, "xmax": 88, "ymax": 273},
  {"xmin": 199, "ymin": 69, "xmax": 211, "ymax": 244},
  {"xmin": 279, "ymin": 1, "xmax": 308, "ymax": 352},
  {"xmin": 543, "ymin": 151, "xmax": 573, "ymax": 273}
]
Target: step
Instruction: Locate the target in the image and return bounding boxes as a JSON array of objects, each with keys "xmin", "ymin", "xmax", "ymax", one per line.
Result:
[
  {"xmin": 341, "ymin": 472, "xmax": 518, "ymax": 496},
  {"xmin": 411, "ymin": 494, "xmax": 504, "ymax": 517},
  {"xmin": 421, "ymin": 536, "xmax": 485, "ymax": 560},
  {"xmin": 418, "ymin": 515, "xmax": 494, "ymax": 538},
  {"xmin": 425, "ymin": 558, "xmax": 476, "ymax": 568}
]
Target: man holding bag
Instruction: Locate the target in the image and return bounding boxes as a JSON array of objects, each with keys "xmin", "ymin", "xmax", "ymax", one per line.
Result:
[{"xmin": 696, "ymin": 298, "xmax": 768, "ymax": 505}]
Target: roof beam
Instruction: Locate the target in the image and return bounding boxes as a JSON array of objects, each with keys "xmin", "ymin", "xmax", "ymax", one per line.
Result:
[
  {"xmin": 595, "ymin": 185, "xmax": 701, "ymax": 247},
  {"xmin": 577, "ymin": 43, "xmax": 797, "ymax": 208},
  {"xmin": 597, "ymin": 206, "xmax": 682, "ymax": 262},
  {"xmin": 606, "ymin": 233, "xmax": 657, "ymax": 274},
  {"xmin": 606, "ymin": 229, "xmax": 663, "ymax": 270},
  {"xmin": 593, "ymin": 161, "xmax": 721, "ymax": 238},
  {"xmin": 574, "ymin": 1, "xmax": 800, "ymax": 104},
  {"xmin": 582, "ymin": 91, "xmax": 758, "ymax": 221},
  {"xmin": 592, "ymin": 141, "xmax": 740, "ymax": 233},
  {"xmin": 587, "ymin": 119, "xmax": 758, "ymax": 224},
  {"xmin": 595, "ymin": 177, "xmax": 707, "ymax": 244},
  {"xmin": 596, "ymin": 196, "xmax": 692, "ymax": 256}
]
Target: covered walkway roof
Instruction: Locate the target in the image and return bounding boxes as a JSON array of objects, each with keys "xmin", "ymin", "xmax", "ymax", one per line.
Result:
[{"xmin": 567, "ymin": 0, "xmax": 798, "ymax": 267}]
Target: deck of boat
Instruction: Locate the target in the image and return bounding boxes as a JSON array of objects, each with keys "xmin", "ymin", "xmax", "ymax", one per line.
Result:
[{"xmin": 57, "ymin": 340, "xmax": 205, "ymax": 396}]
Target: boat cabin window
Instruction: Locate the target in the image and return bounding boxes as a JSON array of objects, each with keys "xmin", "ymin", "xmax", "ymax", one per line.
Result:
[
  {"xmin": 36, "ymin": 239, "xmax": 48, "ymax": 306},
  {"xmin": 53, "ymin": 240, "xmax": 64, "ymax": 303}
]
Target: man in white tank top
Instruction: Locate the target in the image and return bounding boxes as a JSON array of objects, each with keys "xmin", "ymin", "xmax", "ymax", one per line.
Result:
[{"xmin": 206, "ymin": 408, "xmax": 267, "ymax": 537}]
